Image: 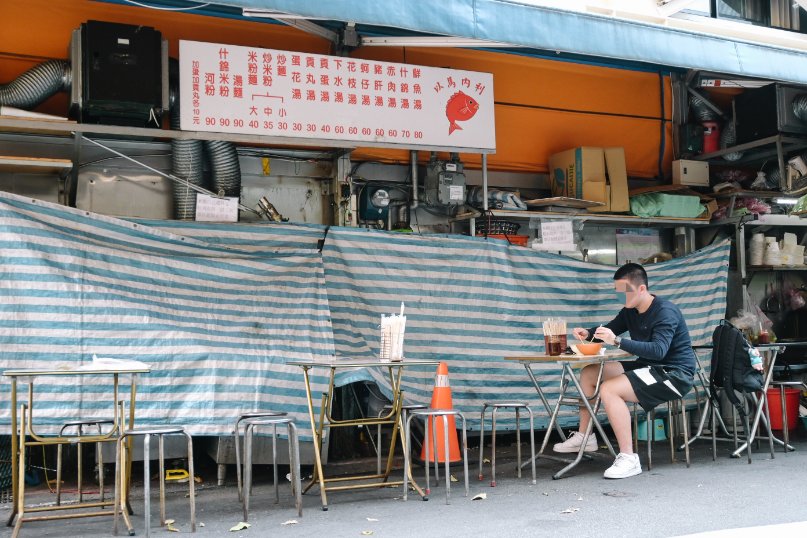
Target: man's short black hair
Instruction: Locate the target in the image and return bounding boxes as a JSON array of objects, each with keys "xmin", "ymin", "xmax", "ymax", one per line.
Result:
[{"xmin": 613, "ymin": 263, "xmax": 648, "ymax": 289}]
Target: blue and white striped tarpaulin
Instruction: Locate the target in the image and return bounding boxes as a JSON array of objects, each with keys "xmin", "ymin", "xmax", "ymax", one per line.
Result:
[
  {"xmin": 0, "ymin": 192, "xmax": 333, "ymax": 441},
  {"xmin": 0, "ymin": 191, "xmax": 730, "ymax": 436},
  {"xmin": 321, "ymin": 227, "xmax": 730, "ymax": 430}
]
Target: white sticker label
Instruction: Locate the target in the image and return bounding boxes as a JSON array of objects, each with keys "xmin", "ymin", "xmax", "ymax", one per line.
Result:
[
  {"xmin": 195, "ymin": 194, "xmax": 239, "ymax": 222},
  {"xmin": 449, "ymin": 185, "xmax": 464, "ymax": 201}
]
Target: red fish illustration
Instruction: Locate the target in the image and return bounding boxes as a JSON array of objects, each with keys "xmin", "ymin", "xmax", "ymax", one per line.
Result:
[{"xmin": 445, "ymin": 91, "xmax": 479, "ymax": 135}]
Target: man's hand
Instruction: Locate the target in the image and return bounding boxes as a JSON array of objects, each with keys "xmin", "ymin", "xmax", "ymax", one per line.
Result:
[
  {"xmin": 572, "ymin": 327, "xmax": 590, "ymax": 341},
  {"xmin": 593, "ymin": 326, "xmax": 617, "ymax": 346}
]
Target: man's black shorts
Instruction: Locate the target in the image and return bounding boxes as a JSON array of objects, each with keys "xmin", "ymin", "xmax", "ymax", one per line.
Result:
[{"xmin": 621, "ymin": 360, "xmax": 695, "ymax": 412}]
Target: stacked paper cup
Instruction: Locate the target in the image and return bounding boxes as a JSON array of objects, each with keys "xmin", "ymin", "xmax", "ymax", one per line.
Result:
[
  {"xmin": 764, "ymin": 240, "xmax": 781, "ymax": 266},
  {"xmin": 780, "ymin": 233, "xmax": 805, "ymax": 266},
  {"xmin": 749, "ymin": 233, "xmax": 765, "ymax": 266}
]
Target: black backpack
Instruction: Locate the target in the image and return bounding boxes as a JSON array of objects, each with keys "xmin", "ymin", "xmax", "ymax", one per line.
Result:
[{"xmin": 709, "ymin": 320, "xmax": 764, "ymax": 415}]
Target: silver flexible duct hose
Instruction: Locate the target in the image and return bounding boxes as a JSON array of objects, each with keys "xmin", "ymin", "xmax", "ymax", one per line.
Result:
[
  {"xmin": 203, "ymin": 140, "xmax": 241, "ymax": 198},
  {"xmin": 763, "ymin": 162, "xmax": 781, "ymax": 189},
  {"xmin": 0, "ymin": 60, "xmax": 71, "ymax": 108},
  {"xmin": 169, "ymin": 93, "xmax": 205, "ymax": 220},
  {"xmin": 720, "ymin": 119, "xmax": 744, "ymax": 161},
  {"xmin": 689, "ymin": 94, "xmax": 718, "ymax": 122},
  {"xmin": 793, "ymin": 94, "xmax": 807, "ymax": 123}
]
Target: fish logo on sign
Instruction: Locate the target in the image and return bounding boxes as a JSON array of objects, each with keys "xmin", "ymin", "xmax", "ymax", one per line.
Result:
[{"xmin": 445, "ymin": 90, "xmax": 479, "ymax": 135}]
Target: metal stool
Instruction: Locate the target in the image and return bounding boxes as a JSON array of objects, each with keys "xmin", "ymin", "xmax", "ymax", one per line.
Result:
[
  {"xmin": 56, "ymin": 418, "xmax": 115, "ymax": 505},
  {"xmin": 403, "ymin": 409, "xmax": 469, "ymax": 505},
  {"xmin": 769, "ymin": 381, "xmax": 807, "ymax": 453},
  {"xmin": 242, "ymin": 416, "xmax": 302, "ymax": 521},
  {"xmin": 376, "ymin": 403, "xmax": 427, "ymax": 474},
  {"xmin": 114, "ymin": 426, "xmax": 195, "ymax": 537},
  {"xmin": 478, "ymin": 402, "xmax": 536, "ymax": 486},
  {"xmin": 633, "ymin": 399, "xmax": 690, "ymax": 470},
  {"xmin": 233, "ymin": 411, "xmax": 287, "ymax": 500}
]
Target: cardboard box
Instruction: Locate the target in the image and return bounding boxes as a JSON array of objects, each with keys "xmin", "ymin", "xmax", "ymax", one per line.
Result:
[
  {"xmin": 672, "ymin": 160, "xmax": 710, "ymax": 187},
  {"xmin": 700, "ymin": 199, "xmax": 718, "ymax": 221},
  {"xmin": 548, "ymin": 147, "xmax": 629, "ymax": 213}
]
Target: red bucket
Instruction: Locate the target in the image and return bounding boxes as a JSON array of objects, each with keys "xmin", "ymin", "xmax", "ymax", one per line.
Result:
[{"xmin": 765, "ymin": 387, "xmax": 801, "ymax": 431}]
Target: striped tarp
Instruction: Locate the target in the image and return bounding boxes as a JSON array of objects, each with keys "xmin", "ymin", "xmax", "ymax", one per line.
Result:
[
  {"xmin": 322, "ymin": 227, "xmax": 730, "ymax": 431},
  {"xmin": 0, "ymin": 191, "xmax": 730, "ymax": 437},
  {"xmin": 0, "ymin": 192, "xmax": 333, "ymax": 441}
]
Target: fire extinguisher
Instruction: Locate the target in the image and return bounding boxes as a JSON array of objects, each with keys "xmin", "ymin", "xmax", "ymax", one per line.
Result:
[{"xmin": 702, "ymin": 121, "xmax": 721, "ymax": 154}]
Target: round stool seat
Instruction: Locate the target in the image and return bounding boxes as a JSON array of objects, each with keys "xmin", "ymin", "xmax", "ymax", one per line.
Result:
[
  {"xmin": 410, "ymin": 409, "xmax": 462, "ymax": 418},
  {"xmin": 122, "ymin": 426, "xmax": 185, "ymax": 436},
  {"xmin": 381, "ymin": 403, "xmax": 427, "ymax": 411},
  {"xmin": 237, "ymin": 411, "xmax": 287, "ymax": 420},
  {"xmin": 243, "ymin": 416, "xmax": 294, "ymax": 427},
  {"xmin": 482, "ymin": 401, "xmax": 530, "ymax": 408},
  {"xmin": 60, "ymin": 418, "xmax": 115, "ymax": 430}
]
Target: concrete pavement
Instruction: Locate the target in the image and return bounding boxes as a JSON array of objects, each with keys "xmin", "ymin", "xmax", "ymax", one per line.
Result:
[{"xmin": 3, "ymin": 429, "xmax": 807, "ymax": 537}]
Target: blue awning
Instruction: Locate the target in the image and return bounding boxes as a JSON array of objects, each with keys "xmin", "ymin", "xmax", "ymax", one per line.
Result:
[{"xmin": 211, "ymin": 0, "xmax": 807, "ymax": 84}]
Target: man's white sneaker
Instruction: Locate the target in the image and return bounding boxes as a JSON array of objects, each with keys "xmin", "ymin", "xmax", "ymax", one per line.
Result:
[
  {"xmin": 603, "ymin": 452, "xmax": 642, "ymax": 479},
  {"xmin": 552, "ymin": 431, "xmax": 598, "ymax": 454}
]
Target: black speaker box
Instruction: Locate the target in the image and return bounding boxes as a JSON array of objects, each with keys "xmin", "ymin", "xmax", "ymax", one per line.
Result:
[
  {"xmin": 734, "ymin": 83, "xmax": 807, "ymax": 144},
  {"xmin": 80, "ymin": 20, "xmax": 162, "ymax": 126}
]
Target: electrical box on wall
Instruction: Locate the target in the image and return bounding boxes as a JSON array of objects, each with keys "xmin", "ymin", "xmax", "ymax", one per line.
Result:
[
  {"xmin": 424, "ymin": 153, "xmax": 466, "ymax": 208},
  {"xmin": 70, "ymin": 20, "xmax": 168, "ymax": 127},
  {"xmin": 359, "ymin": 185, "xmax": 390, "ymax": 222},
  {"xmin": 672, "ymin": 160, "xmax": 709, "ymax": 186}
]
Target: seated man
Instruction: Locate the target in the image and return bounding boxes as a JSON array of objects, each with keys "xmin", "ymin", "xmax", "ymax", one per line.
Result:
[{"xmin": 556, "ymin": 263, "xmax": 696, "ymax": 479}]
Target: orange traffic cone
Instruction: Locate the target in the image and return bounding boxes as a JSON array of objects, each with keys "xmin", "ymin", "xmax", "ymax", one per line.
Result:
[{"xmin": 420, "ymin": 362, "xmax": 461, "ymax": 463}]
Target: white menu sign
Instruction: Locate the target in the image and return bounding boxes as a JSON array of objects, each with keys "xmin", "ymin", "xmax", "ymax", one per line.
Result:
[{"xmin": 179, "ymin": 40, "xmax": 495, "ymax": 150}]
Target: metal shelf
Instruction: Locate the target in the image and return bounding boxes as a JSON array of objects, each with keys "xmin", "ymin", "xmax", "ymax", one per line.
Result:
[
  {"xmin": 692, "ymin": 134, "xmax": 807, "ymax": 165},
  {"xmin": 689, "ymin": 134, "xmax": 807, "ymax": 193},
  {"xmin": 487, "ymin": 209, "xmax": 713, "ymax": 227},
  {"xmin": 0, "ymin": 116, "xmax": 493, "ymax": 154},
  {"xmin": 0, "ymin": 155, "xmax": 72, "ymax": 174},
  {"xmin": 747, "ymin": 265, "xmax": 807, "ymax": 271}
]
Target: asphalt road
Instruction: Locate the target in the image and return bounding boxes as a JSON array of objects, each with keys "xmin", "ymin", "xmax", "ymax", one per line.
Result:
[{"xmin": 3, "ymin": 430, "xmax": 807, "ymax": 538}]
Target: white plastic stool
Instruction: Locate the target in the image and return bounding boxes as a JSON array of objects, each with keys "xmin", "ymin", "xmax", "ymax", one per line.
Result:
[{"xmin": 478, "ymin": 402, "xmax": 536, "ymax": 486}]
